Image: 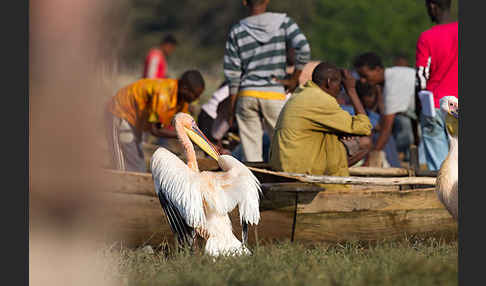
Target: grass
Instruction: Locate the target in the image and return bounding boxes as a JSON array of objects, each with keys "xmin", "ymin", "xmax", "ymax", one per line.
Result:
[{"xmin": 103, "ymin": 237, "xmax": 457, "ymax": 286}]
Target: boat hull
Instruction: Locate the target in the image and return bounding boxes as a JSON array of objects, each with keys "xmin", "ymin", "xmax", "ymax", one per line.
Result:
[{"xmin": 100, "ymin": 170, "xmax": 457, "ymax": 247}]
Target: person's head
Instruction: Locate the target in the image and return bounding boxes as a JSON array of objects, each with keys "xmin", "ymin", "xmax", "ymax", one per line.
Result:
[
  {"xmin": 356, "ymin": 81, "xmax": 377, "ymax": 110},
  {"xmin": 353, "ymin": 52, "xmax": 385, "ymax": 86},
  {"xmin": 312, "ymin": 62, "xmax": 342, "ymax": 98},
  {"xmin": 178, "ymin": 70, "xmax": 205, "ymax": 103},
  {"xmin": 160, "ymin": 34, "xmax": 178, "ymax": 57},
  {"xmin": 425, "ymin": 0, "xmax": 451, "ymax": 23},
  {"xmin": 242, "ymin": 0, "xmax": 269, "ymax": 11},
  {"xmin": 393, "ymin": 54, "xmax": 409, "ymax": 67}
]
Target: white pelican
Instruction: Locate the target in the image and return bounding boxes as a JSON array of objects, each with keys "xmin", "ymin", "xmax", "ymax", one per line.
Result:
[
  {"xmin": 150, "ymin": 113, "xmax": 261, "ymax": 256},
  {"xmin": 436, "ymin": 96, "xmax": 459, "ymax": 220}
]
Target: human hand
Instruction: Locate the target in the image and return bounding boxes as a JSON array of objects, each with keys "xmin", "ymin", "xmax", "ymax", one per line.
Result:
[
  {"xmin": 218, "ymin": 95, "xmax": 236, "ymax": 128},
  {"xmin": 362, "ymin": 156, "xmax": 370, "ymax": 167},
  {"xmin": 215, "ymin": 141, "xmax": 232, "ymax": 155},
  {"xmin": 341, "ymin": 69, "xmax": 356, "ymax": 91},
  {"xmin": 272, "ymin": 76, "xmax": 299, "ymax": 94},
  {"xmin": 339, "ymin": 135, "xmax": 354, "ymax": 141}
]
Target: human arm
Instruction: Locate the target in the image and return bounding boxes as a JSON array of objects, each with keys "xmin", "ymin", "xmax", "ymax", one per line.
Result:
[
  {"xmin": 223, "ymin": 28, "xmax": 242, "ymax": 126},
  {"xmin": 274, "ymin": 69, "xmax": 303, "ymax": 94},
  {"xmin": 372, "ymin": 114, "xmax": 395, "ymax": 151},
  {"xmin": 217, "ymin": 93, "xmax": 237, "ymax": 128},
  {"xmin": 306, "ymin": 87, "xmax": 372, "ymax": 136},
  {"xmin": 149, "ymin": 123, "xmax": 178, "ymax": 138},
  {"xmin": 340, "ymin": 71, "xmax": 374, "ymax": 164},
  {"xmin": 415, "ymin": 33, "xmax": 430, "ymax": 91},
  {"xmin": 283, "ymin": 17, "xmax": 311, "ymax": 93},
  {"xmin": 375, "ymin": 84, "xmax": 385, "ymax": 115},
  {"xmin": 342, "ymin": 69, "xmax": 366, "ymax": 115}
]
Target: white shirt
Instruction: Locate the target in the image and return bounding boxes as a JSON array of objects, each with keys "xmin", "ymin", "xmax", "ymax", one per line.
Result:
[
  {"xmin": 201, "ymin": 85, "xmax": 230, "ymax": 119},
  {"xmin": 383, "ymin": 66, "xmax": 416, "ymax": 116}
]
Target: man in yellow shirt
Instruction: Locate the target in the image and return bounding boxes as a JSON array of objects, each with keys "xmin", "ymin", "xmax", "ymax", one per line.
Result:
[
  {"xmin": 105, "ymin": 70, "xmax": 205, "ymax": 172},
  {"xmin": 270, "ymin": 62, "xmax": 372, "ymax": 177}
]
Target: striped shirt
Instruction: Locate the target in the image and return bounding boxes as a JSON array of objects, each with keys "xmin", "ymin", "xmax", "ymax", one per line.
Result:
[{"xmin": 224, "ymin": 12, "xmax": 311, "ymax": 97}]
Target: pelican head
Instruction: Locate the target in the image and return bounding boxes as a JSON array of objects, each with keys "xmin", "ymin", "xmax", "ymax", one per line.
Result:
[
  {"xmin": 439, "ymin": 96, "xmax": 459, "ymax": 138},
  {"xmin": 173, "ymin": 113, "xmax": 220, "ymax": 161}
]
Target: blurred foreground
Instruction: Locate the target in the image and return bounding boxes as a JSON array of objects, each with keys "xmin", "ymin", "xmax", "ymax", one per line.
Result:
[{"xmin": 29, "ymin": 0, "xmax": 130, "ymax": 285}]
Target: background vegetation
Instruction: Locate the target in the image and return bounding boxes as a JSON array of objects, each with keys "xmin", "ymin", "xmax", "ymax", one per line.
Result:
[{"xmin": 113, "ymin": 0, "xmax": 458, "ymax": 76}]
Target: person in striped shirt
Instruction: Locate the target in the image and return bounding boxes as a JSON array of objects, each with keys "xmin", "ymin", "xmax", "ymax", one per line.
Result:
[{"xmin": 222, "ymin": 0, "xmax": 311, "ymax": 162}]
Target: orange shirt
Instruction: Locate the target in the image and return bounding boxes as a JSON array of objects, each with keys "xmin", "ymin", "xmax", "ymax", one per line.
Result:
[{"xmin": 107, "ymin": 78, "xmax": 188, "ymax": 132}]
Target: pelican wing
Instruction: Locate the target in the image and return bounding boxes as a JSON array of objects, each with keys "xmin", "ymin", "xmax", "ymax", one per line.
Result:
[
  {"xmin": 201, "ymin": 155, "xmax": 261, "ymax": 226},
  {"xmin": 151, "ymin": 148, "xmax": 206, "ymax": 243},
  {"xmin": 157, "ymin": 190, "xmax": 195, "ymax": 246}
]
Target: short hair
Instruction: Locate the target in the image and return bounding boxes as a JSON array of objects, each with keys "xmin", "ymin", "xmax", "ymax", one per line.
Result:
[
  {"xmin": 356, "ymin": 81, "xmax": 373, "ymax": 99},
  {"xmin": 162, "ymin": 34, "xmax": 178, "ymax": 45},
  {"xmin": 353, "ymin": 52, "xmax": 383, "ymax": 70},
  {"xmin": 179, "ymin": 70, "xmax": 205, "ymax": 91},
  {"xmin": 312, "ymin": 62, "xmax": 340, "ymax": 86},
  {"xmin": 246, "ymin": 0, "xmax": 266, "ymax": 7},
  {"xmin": 393, "ymin": 53, "xmax": 408, "ymax": 61},
  {"xmin": 426, "ymin": 0, "xmax": 452, "ymax": 10}
]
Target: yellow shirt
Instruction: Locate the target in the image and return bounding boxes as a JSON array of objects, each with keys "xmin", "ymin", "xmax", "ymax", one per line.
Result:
[
  {"xmin": 108, "ymin": 79, "xmax": 189, "ymax": 132},
  {"xmin": 269, "ymin": 80, "xmax": 372, "ymax": 177}
]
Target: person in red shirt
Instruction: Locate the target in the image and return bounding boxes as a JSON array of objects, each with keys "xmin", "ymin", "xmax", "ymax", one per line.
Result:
[
  {"xmin": 415, "ymin": 0, "xmax": 458, "ymax": 171},
  {"xmin": 142, "ymin": 34, "xmax": 178, "ymax": 79}
]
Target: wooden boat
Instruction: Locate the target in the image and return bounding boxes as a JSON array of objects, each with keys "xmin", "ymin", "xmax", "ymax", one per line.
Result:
[{"xmin": 99, "ymin": 158, "xmax": 457, "ymax": 248}]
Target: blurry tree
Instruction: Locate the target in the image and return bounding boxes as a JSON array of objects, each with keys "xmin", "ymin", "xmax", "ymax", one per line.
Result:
[
  {"xmin": 309, "ymin": 0, "xmax": 458, "ymax": 67},
  {"xmin": 118, "ymin": 0, "xmax": 458, "ymax": 74}
]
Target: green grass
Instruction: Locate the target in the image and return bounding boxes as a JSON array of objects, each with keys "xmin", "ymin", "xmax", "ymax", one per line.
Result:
[{"xmin": 105, "ymin": 237, "xmax": 457, "ymax": 286}]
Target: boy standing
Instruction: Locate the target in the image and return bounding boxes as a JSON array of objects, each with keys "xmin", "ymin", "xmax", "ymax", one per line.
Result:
[
  {"xmin": 223, "ymin": 0, "xmax": 311, "ymax": 162},
  {"xmin": 416, "ymin": 0, "xmax": 458, "ymax": 171},
  {"xmin": 142, "ymin": 34, "xmax": 178, "ymax": 79}
]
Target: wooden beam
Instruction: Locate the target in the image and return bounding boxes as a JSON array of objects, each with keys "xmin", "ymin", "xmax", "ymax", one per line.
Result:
[
  {"xmin": 261, "ymin": 182, "xmax": 323, "ymax": 193},
  {"xmin": 248, "ymin": 167, "xmax": 436, "ymax": 186},
  {"xmin": 245, "ymin": 163, "xmax": 414, "ymax": 177},
  {"xmin": 348, "ymin": 166, "xmax": 410, "ymax": 177}
]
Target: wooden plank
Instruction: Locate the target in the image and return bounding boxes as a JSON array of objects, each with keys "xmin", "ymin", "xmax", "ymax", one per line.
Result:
[
  {"xmin": 101, "ymin": 188, "xmax": 457, "ymax": 247},
  {"xmin": 416, "ymin": 169, "xmax": 439, "ymax": 177},
  {"xmin": 348, "ymin": 166, "xmax": 410, "ymax": 177},
  {"xmin": 292, "ymin": 187, "xmax": 457, "ymax": 243},
  {"xmin": 248, "ymin": 167, "xmax": 436, "ymax": 186},
  {"xmin": 100, "ymin": 169, "xmax": 454, "ymax": 247},
  {"xmin": 245, "ymin": 163, "xmax": 413, "ymax": 177},
  {"xmin": 261, "ymin": 182, "xmax": 323, "ymax": 193},
  {"xmin": 103, "ymin": 170, "xmax": 155, "ymax": 197},
  {"xmin": 296, "ymin": 187, "xmax": 444, "ymax": 213},
  {"xmin": 100, "ymin": 191, "xmax": 175, "ymax": 247},
  {"xmin": 100, "ymin": 190, "xmax": 295, "ymax": 247},
  {"xmin": 294, "ymin": 209, "xmax": 457, "ymax": 243}
]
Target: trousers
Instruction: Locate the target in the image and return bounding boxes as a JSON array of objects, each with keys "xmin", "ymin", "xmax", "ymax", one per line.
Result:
[
  {"xmin": 235, "ymin": 96, "xmax": 286, "ymax": 162},
  {"xmin": 420, "ymin": 108, "xmax": 450, "ymax": 171}
]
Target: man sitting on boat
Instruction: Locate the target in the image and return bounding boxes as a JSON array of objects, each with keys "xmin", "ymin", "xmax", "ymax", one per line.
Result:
[
  {"xmin": 105, "ymin": 70, "xmax": 205, "ymax": 172},
  {"xmin": 269, "ymin": 62, "xmax": 372, "ymax": 178}
]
